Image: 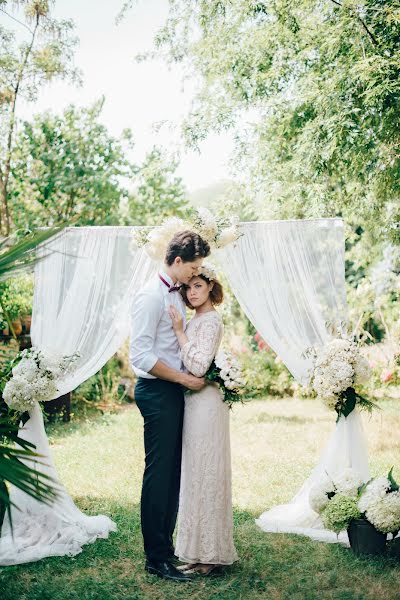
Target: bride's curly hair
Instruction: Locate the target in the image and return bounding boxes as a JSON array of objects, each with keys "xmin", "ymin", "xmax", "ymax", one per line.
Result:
[{"xmin": 180, "ymin": 274, "xmax": 224, "ymax": 309}]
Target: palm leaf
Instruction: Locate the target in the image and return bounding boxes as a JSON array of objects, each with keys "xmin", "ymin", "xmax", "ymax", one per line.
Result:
[
  {"xmin": 0, "ymin": 228, "xmax": 61, "ymax": 281},
  {"xmin": 0, "ymin": 227, "xmax": 63, "ymax": 533}
]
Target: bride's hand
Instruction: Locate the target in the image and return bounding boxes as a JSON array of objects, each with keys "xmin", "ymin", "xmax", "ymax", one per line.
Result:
[{"xmin": 168, "ymin": 305, "xmax": 184, "ymax": 333}]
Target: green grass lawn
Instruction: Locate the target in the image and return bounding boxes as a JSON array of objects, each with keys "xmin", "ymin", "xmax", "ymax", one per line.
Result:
[{"xmin": 1, "ymin": 398, "xmax": 399, "ymax": 599}]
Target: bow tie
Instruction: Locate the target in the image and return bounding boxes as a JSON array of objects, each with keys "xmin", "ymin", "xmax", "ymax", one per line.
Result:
[{"xmin": 159, "ymin": 274, "xmax": 181, "ymax": 293}]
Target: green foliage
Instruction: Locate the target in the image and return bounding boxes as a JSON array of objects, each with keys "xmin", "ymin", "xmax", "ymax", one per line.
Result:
[
  {"xmin": 125, "ymin": 147, "xmax": 189, "ymax": 226},
  {"xmin": 72, "ymin": 354, "xmax": 129, "ymax": 414},
  {"xmin": 0, "ymin": 274, "xmax": 33, "ymax": 321},
  {"xmin": 8, "ymin": 101, "xmax": 189, "ymax": 229},
  {"xmin": 321, "ymin": 494, "xmax": 362, "ymax": 534},
  {"xmin": 240, "ymin": 344, "xmax": 294, "ymax": 398},
  {"xmin": 346, "ymin": 242, "xmax": 400, "ymax": 342},
  {"xmin": 151, "ymin": 0, "xmax": 399, "ymax": 238},
  {"xmin": 10, "ymin": 100, "xmax": 133, "ymax": 227}
]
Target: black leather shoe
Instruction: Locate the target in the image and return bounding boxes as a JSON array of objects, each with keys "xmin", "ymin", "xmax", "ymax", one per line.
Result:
[{"xmin": 145, "ymin": 559, "xmax": 193, "ymax": 582}]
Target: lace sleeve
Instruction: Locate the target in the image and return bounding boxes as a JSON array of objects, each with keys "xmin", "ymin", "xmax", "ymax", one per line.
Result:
[{"xmin": 181, "ymin": 316, "xmax": 223, "ymax": 377}]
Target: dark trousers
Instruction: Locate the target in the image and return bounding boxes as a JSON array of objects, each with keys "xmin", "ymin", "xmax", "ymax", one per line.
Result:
[{"xmin": 135, "ymin": 377, "xmax": 184, "ymax": 562}]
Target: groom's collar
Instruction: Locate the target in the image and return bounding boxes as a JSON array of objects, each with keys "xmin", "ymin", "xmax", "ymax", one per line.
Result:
[{"xmin": 159, "ymin": 270, "xmax": 175, "ymax": 287}]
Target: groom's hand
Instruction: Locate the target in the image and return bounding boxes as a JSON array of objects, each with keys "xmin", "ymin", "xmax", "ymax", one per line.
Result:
[{"xmin": 180, "ymin": 373, "xmax": 206, "ymax": 391}]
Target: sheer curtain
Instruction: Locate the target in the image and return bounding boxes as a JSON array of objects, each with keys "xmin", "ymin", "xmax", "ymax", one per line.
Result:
[
  {"xmin": 216, "ymin": 219, "xmax": 369, "ymax": 545},
  {"xmin": 0, "ymin": 227, "xmax": 157, "ymax": 566}
]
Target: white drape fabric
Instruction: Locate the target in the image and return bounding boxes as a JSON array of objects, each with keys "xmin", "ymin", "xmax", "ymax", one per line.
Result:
[
  {"xmin": 0, "ymin": 227, "xmax": 157, "ymax": 565},
  {"xmin": 216, "ymin": 219, "xmax": 348, "ymax": 384},
  {"xmin": 216, "ymin": 219, "xmax": 370, "ymax": 545}
]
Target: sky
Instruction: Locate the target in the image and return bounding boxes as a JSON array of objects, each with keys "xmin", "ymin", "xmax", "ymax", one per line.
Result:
[{"xmin": 6, "ymin": 0, "xmax": 234, "ymax": 192}]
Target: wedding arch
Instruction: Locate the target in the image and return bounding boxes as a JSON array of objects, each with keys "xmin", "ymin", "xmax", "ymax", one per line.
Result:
[{"xmin": 0, "ymin": 219, "xmax": 370, "ymax": 566}]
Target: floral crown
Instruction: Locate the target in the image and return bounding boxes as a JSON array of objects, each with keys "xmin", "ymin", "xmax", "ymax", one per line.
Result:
[
  {"xmin": 198, "ymin": 263, "xmax": 217, "ymax": 282},
  {"xmin": 131, "ymin": 207, "xmax": 240, "ymax": 261}
]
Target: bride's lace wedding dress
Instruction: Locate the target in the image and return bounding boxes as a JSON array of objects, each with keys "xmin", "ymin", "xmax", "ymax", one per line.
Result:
[{"xmin": 175, "ymin": 311, "xmax": 238, "ymax": 565}]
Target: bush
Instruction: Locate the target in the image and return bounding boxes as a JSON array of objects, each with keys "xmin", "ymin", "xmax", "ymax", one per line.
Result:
[
  {"xmin": 71, "ymin": 340, "xmax": 136, "ymax": 415},
  {"xmin": 0, "ymin": 275, "xmax": 34, "ymax": 321},
  {"xmin": 237, "ymin": 336, "xmax": 295, "ymax": 399}
]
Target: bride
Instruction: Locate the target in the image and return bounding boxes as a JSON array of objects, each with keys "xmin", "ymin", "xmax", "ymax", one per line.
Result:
[{"xmin": 168, "ymin": 264, "xmax": 238, "ymax": 575}]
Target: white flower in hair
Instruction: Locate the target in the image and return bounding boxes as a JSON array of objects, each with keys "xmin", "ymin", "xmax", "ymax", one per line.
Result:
[{"xmin": 199, "ymin": 263, "xmax": 217, "ymax": 281}]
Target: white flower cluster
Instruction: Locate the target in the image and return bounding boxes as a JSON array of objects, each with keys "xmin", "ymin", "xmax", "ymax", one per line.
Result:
[
  {"xmin": 192, "ymin": 207, "xmax": 240, "ymax": 249},
  {"xmin": 312, "ymin": 338, "xmax": 371, "ymax": 409},
  {"xmin": 194, "ymin": 207, "xmax": 218, "ymax": 243},
  {"xmin": 199, "ymin": 262, "xmax": 217, "ymax": 282},
  {"xmin": 215, "ymin": 349, "xmax": 245, "ymax": 391},
  {"xmin": 131, "ymin": 208, "xmax": 240, "ymax": 261},
  {"xmin": 3, "ymin": 348, "xmax": 80, "ymax": 413},
  {"xmin": 135, "ymin": 217, "xmax": 186, "ymax": 261},
  {"xmin": 358, "ymin": 477, "xmax": 391, "ymax": 512},
  {"xmin": 309, "ymin": 468, "xmax": 365, "ymax": 514},
  {"xmin": 357, "ymin": 476, "xmax": 400, "ymax": 534},
  {"xmin": 364, "ymin": 492, "xmax": 400, "ymax": 534}
]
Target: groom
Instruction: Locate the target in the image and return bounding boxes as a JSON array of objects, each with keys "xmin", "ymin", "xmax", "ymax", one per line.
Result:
[{"xmin": 130, "ymin": 230, "xmax": 210, "ymax": 582}]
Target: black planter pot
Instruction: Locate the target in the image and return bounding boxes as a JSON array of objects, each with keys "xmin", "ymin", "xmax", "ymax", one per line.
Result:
[{"xmin": 347, "ymin": 518, "xmax": 387, "ymax": 556}]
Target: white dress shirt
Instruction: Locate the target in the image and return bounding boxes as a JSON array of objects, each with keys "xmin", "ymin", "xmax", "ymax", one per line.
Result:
[{"xmin": 129, "ymin": 271, "xmax": 187, "ymax": 379}]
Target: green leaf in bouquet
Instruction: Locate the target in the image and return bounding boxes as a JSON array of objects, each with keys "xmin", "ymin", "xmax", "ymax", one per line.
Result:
[
  {"xmin": 388, "ymin": 467, "xmax": 399, "ymax": 492},
  {"xmin": 340, "ymin": 388, "xmax": 357, "ymax": 418},
  {"xmin": 357, "ymin": 478, "xmax": 373, "ymax": 500}
]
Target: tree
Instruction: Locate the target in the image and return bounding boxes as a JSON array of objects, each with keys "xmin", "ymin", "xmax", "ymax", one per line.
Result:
[
  {"xmin": 142, "ymin": 0, "xmax": 399, "ymax": 247},
  {"xmin": 125, "ymin": 147, "xmax": 189, "ymax": 226},
  {"xmin": 10, "ymin": 100, "xmax": 133, "ymax": 227},
  {"xmin": 0, "ymin": 0, "xmax": 80, "ymax": 234}
]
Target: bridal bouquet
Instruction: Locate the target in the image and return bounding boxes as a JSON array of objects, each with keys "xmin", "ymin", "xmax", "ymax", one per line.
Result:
[
  {"xmin": 311, "ymin": 337, "xmax": 376, "ymax": 420},
  {"xmin": 309, "ymin": 468, "xmax": 400, "ymax": 536},
  {"xmin": 1, "ymin": 347, "xmax": 80, "ymax": 414},
  {"xmin": 205, "ymin": 349, "xmax": 245, "ymax": 407}
]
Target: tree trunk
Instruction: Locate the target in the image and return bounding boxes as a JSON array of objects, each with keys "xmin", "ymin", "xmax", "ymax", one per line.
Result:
[{"xmin": 1, "ymin": 14, "xmax": 40, "ymax": 235}]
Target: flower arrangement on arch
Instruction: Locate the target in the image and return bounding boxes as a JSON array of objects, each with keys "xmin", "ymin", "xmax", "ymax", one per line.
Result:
[
  {"xmin": 131, "ymin": 207, "xmax": 241, "ymax": 261},
  {"xmin": 307, "ymin": 336, "xmax": 377, "ymax": 420},
  {"xmin": 1, "ymin": 347, "xmax": 80, "ymax": 415}
]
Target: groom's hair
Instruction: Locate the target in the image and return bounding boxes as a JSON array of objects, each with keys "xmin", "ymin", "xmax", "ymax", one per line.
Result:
[{"xmin": 165, "ymin": 230, "xmax": 210, "ymax": 265}]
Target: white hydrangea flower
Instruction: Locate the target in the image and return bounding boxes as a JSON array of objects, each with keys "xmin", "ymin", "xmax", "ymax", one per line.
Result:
[
  {"xmin": 333, "ymin": 468, "xmax": 364, "ymax": 497},
  {"xmin": 365, "ymin": 491, "xmax": 400, "ymax": 533},
  {"xmin": 309, "ymin": 476, "xmax": 336, "ymax": 513},
  {"xmin": 358, "ymin": 477, "xmax": 392, "ymax": 512},
  {"xmin": 12, "ymin": 357, "xmax": 39, "ymax": 383},
  {"xmin": 3, "ymin": 347, "xmax": 79, "ymax": 413}
]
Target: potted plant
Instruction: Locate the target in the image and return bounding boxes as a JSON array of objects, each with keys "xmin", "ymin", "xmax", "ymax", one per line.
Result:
[
  {"xmin": 21, "ymin": 312, "xmax": 32, "ymax": 334},
  {"xmin": 309, "ymin": 468, "xmax": 400, "ymax": 556}
]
